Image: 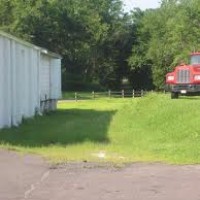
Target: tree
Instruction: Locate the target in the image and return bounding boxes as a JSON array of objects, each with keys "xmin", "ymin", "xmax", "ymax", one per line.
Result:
[{"xmin": 128, "ymin": 0, "xmax": 200, "ymax": 90}]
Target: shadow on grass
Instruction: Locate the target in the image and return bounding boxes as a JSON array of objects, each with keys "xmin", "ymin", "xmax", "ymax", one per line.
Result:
[{"xmin": 0, "ymin": 109, "xmax": 116, "ymax": 147}]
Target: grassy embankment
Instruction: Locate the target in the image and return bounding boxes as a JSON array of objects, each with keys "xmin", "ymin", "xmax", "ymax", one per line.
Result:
[{"xmin": 0, "ymin": 93, "xmax": 200, "ymax": 164}]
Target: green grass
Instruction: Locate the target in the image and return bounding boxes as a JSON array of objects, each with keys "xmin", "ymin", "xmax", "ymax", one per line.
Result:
[
  {"xmin": 62, "ymin": 91, "xmax": 94, "ymax": 100},
  {"xmin": 1, "ymin": 93, "xmax": 200, "ymax": 164}
]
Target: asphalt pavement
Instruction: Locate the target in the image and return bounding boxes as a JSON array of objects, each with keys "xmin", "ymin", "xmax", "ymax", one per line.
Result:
[{"xmin": 1, "ymin": 150, "xmax": 200, "ymax": 200}]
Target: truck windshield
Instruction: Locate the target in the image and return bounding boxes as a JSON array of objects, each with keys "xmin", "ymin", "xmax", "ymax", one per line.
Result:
[{"xmin": 190, "ymin": 55, "xmax": 200, "ymax": 65}]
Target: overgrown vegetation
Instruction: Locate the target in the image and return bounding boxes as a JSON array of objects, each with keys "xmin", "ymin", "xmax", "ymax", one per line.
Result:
[
  {"xmin": 2, "ymin": 0, "xmax": 200, "ymax": 90},
  {"xmin": 1, "ymin": 94, "xmax": 200, "ymax": 164},
  {"xmin": 129, "ymin": 0, "xmax": 200, "ymax": 89},
  {"xmin": 0, "ymin": 0, "xmax": 134, "ymax": 90}
]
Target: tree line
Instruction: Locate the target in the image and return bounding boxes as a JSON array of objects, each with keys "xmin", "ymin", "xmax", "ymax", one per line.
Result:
[{"xmin": 0, "ymin": 0, "xmax": 200, "ymax": 90}]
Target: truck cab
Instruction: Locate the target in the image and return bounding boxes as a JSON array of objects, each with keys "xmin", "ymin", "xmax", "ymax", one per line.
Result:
[{"xmin": 166, "ymin": 52, "xmax": 200, "ymax": 99}]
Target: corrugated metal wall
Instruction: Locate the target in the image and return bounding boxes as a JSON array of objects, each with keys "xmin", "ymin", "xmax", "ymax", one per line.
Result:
[
  {"xmin": 0, "ymin": 33, "xmax": 61, "ymax": 129},
  {"xmin": 40, "ymin": 55, "xmax": 51, "ymax": 101},
  {"xmin": 50, "ymin": 59, "xmax": 62, "ymax": 99}
]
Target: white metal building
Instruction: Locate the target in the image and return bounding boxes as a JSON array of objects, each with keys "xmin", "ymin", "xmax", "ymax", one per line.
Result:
[{"xmin": 0, "ymin": 31, "xmax": 62, "ymax": 129}]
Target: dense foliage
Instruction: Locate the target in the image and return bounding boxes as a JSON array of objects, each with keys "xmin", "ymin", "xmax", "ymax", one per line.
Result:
[
  {"xmin": 129, "ymin": 0, "xmax": 200, "ymax": 89},
  {"xmin": 1, "ymin": 0, "xmax": 200, "ymax": 90}
]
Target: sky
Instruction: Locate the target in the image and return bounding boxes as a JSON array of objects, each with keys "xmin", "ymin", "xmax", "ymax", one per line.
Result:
[{"xmin": 123, "ymin": 0, "xmax": 160, "ymax": 11}]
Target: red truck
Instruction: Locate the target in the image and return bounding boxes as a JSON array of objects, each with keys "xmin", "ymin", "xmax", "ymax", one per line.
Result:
[{"xmin": 166, "ymin": 52, "xmax": 200, "ymax": 99}]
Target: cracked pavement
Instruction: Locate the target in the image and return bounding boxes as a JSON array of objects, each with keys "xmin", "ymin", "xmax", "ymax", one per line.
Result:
[{"xmin": 1, "ymin": 150, "xmax": 200, "ymax": 200}]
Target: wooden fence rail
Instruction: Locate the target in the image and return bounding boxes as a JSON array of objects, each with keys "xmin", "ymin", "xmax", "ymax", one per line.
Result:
[{"xmin": 70, "ymin": 90, "xmax": 145, "ymax": 101}]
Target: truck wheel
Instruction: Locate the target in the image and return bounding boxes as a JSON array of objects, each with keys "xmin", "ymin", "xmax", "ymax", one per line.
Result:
[{"xmin": 171, "ymin": 92, "xmax": 179, "ymax": 99}]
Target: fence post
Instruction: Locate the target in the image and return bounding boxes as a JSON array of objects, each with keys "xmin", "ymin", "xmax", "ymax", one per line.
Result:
[
  {"xmin": 122, "ymin": 89, "xmax": 124, "ymax": 98},
  {"xmin": 141, "ymin": 90, "xmax": 144, "ymax": 97},
  {"xmin": 133, "ymin": 89, "xmax": 135, "ymax": 98},
  {"xmin": 108, "ymin": 90, "xmax": 111, "ymax": 98},
  {"xmin": 75, "ymin": 92, "xmax": 78, "ymax": 101},
  {"xmin": 92, "ymin": 91, "xmax": 95, "ymax": 99}
]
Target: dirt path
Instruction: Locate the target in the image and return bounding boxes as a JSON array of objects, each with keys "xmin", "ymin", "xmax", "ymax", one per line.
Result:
[{"xmin": 1, "ymin": 150, "xmax": 200, "ymax": 200}]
